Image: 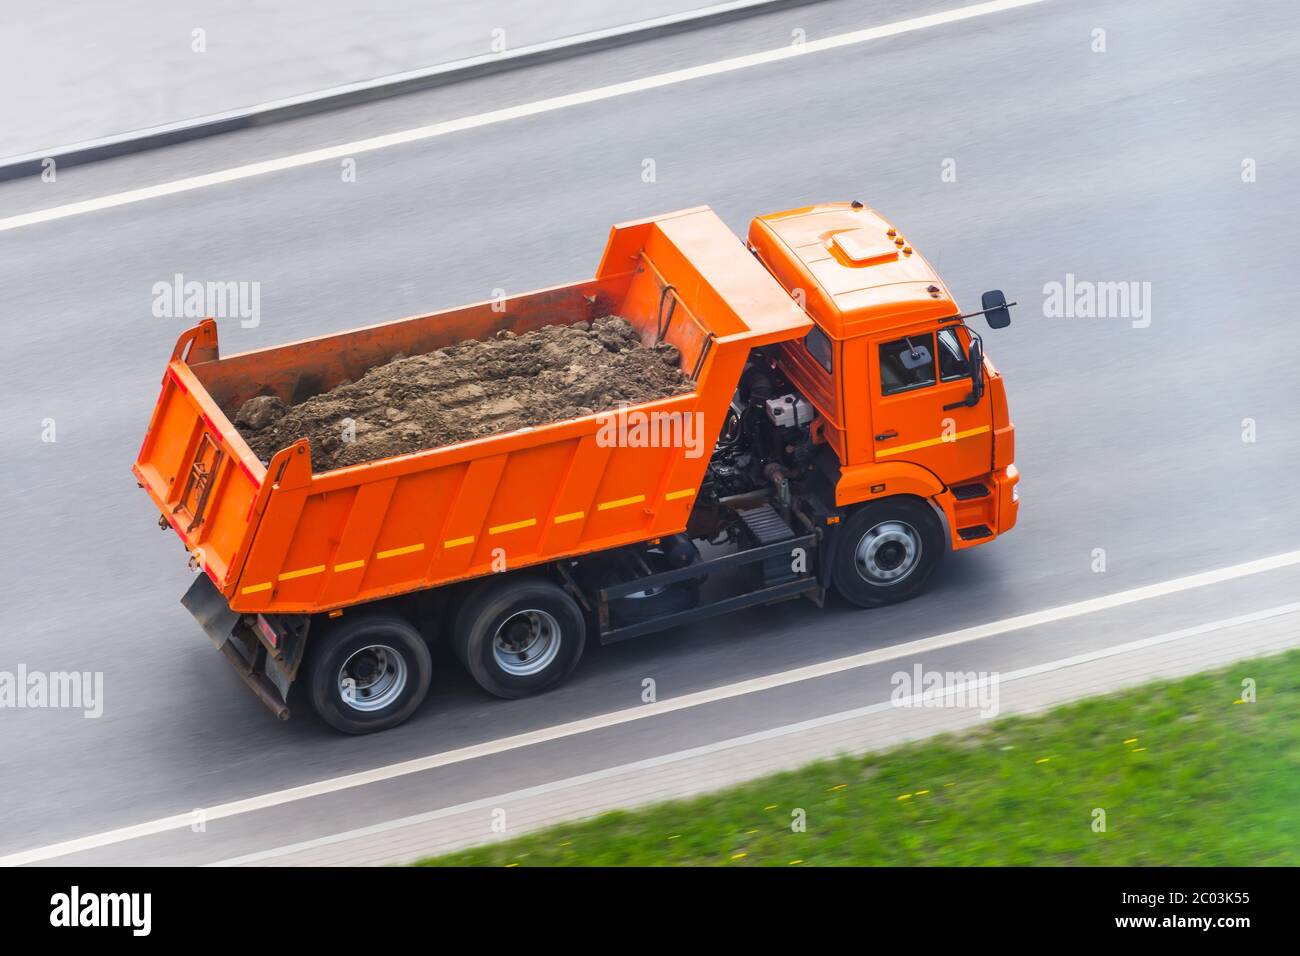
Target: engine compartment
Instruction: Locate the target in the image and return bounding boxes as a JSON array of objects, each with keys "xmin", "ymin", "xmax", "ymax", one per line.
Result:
[{"xmin": 686, "ymin": 349, "xmax": 823, "ymax": 543}]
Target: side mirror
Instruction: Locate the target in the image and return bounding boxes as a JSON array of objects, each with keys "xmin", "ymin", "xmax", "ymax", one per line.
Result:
[{"xmin": 981, "ymin": 290, "xmax": 1012, "ymax": 329}]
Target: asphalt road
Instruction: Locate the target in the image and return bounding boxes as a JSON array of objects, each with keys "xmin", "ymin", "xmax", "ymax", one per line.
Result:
[
  {"xmin": 2, "ymin": 0, "xmax": 711, "ymax": 155},
  {"xmin": 1, "ymin": 0, "xmax": 1298, "ymax": 864}
]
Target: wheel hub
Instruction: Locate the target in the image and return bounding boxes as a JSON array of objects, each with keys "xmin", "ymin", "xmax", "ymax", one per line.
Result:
[
  {"xmin": 337, "ymin": 644, "xmax": 408, "ymax": 713},
  {"xmin": 492, "ymin": 609, "xmax": 562, "ymax": 677},
  {"xmin": 854, "ymin": 520, "xmax": 922, "ymax": 585}
]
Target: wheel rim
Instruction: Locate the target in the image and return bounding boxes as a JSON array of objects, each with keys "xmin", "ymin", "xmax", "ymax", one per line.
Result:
[
  {"xmin": 338, "ymin": 643, "xmax": 408, "ymax": 713},
  {"xmin": 492, "ymin": 609, "xmax": 562, "ymax": 677},
  {"xmin": 854, "ymin": 520, "xmax": 922, "ymax": 585}
]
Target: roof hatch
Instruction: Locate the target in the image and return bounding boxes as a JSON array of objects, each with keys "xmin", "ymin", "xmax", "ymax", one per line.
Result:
[{"xmin": 830, "ymin": 228, "xmax": 899, "ymax": 266}]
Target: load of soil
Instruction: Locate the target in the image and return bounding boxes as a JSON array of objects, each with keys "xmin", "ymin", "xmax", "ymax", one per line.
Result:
[{"xmin": 232, "ymin": 317, "xmax": 692, "ymax": 471}]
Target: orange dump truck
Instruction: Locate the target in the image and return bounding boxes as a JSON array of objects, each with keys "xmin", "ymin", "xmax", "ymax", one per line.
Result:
[{"xmin": 135, "ymin": 203, "xmax": 1018, "ymax": 733}]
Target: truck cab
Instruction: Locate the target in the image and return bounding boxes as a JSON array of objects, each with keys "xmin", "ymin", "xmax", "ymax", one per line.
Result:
[{"xmin": 747, "ymin": 202, "xmax": 1019, "ymax": 577}]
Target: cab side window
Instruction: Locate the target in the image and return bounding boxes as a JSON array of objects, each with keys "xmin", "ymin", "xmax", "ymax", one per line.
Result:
[
  {"xmin": 878, "ymin": 335, "xmax": 936, "ymax": 395},
  {"xmin": 937, "ymin": 327, "xmax": 971, "ymax": 381}
]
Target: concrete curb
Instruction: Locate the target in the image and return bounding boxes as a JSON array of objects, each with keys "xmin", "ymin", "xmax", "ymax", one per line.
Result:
[{"xmin": 0, "ymin": 0, "xmax": 823, "ymax": 183}]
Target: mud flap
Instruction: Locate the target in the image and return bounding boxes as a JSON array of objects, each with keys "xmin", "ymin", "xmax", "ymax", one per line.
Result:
[
  {"xmin": 181, "ymin": 574, "xmax": 240, "ymax": 649},
  {"xmin": 181, "ymin": 574, "xmax": 291, "ymax": 720}
]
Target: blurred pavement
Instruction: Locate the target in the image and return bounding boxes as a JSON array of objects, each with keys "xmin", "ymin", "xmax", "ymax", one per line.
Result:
[{"xmin": 1, "ymin": 0, "xmax": 712, "ymax": 156}]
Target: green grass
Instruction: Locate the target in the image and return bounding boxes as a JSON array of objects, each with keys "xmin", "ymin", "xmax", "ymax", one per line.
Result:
[{"xmin": 417, "ymin": 650, "xmax": 1300, "ymax": 866}]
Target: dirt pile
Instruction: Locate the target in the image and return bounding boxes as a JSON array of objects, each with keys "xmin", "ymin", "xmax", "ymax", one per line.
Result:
[{"xmin": 233, "ymin": 317, "xmax": 691, "ymax": 471}]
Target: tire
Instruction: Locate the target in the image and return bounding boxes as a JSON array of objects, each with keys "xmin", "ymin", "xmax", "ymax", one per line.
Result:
[
  {"xmin": 452, "ymin": 576, "xmax": 586, "ymax": 699},
  {"xmin": 832, "ymin": 497, "xmax": 943, "ymax": 608},
  {"xmin": 608, "ymin": 548, "xmax": 700, "ymax": 626},
  {"xmin": 304, "ymin": 612, "xmax": 433, "ymax": 734}
]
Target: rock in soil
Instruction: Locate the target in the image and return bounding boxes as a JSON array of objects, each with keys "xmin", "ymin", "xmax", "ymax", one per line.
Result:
[{"xmin": 232, "ymin": 316, "xmax": 691, "ymax": 471}]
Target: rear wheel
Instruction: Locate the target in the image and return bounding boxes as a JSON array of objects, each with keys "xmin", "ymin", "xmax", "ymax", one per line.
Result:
[
  {"xmin": 452, "ymin": 576, "xmax": 586, "ymax": 699},
  {"xmin": 304, "ymin": 612, "xmax": 433, "ymax": 734},
  {"xmin": 832, "ymin": 498, "xmax": 943, "ymax": 607}
]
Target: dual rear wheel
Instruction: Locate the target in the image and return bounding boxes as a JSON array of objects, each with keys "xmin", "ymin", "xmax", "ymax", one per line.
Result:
[
  {"xmin": 303, "ymin": 613, "xmax": 432, "ymax": 735},
  {"xmin": 448, "ymin": 576, "xmax": 586, "ymax": 699},
  {"xmin": 305, "ymin": 576, "xmax": 585, "ymax": 734}
]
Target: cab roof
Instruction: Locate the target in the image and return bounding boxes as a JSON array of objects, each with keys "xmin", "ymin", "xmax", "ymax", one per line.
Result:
[{"xmin": 748, "ymin": 202, "xmax": 959, "ymax": 340}]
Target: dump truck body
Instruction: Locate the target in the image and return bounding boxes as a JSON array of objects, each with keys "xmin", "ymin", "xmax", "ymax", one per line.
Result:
[{"xmin": 134, "ymin": 207, "xmax": 811, "ymax": 615}]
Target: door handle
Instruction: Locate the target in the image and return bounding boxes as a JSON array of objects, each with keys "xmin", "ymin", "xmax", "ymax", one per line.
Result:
[{"xmin": 875, "ymin": 430, "xmax": 898, "ymax": 442}]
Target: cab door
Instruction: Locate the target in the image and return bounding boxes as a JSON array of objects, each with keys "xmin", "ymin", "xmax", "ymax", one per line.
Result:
[{"xmin": 866, "ymin": 325, "xmax": 992, "ymax": 484}]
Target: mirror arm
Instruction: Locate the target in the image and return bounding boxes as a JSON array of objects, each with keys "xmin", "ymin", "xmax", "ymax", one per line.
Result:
[{"xmin": 951, "ymin": 300, "xmax": 1017, "ymax": 322}]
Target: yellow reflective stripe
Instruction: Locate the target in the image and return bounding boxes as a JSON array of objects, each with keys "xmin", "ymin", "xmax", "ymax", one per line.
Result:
[
  {"xmin": 553, "ymin": 511, "xmax": 585, "ymax": 524},
  {"xmin": 489, "ymin": 517, "xmax": 537, "ymax": 535},
  {"xmin": 241, "ymin": 581, "xmax": 272, "ymax": 595},
  {"xmin": 278, "ymin": 564, "xmax": 325, "ymax": 581},
  {"xmin": 665, "ymin": 488, "xmax": 695, "ymax": 501},
  {"xmin": 376, "ymin": 543, "xmax": 424, "ymax": 559},
  {"xmin": 875, "ymin": 425, "xmax": 990, "ymax": 458},
  {"xmin": 598, "ymin": 494, "xmax": 646, "ymax": 511},
  {"xmin": 333, "ymin": 559, "xmax": 365, "ymax": 573},
  {"xmin": 443, "ymin": 535, "xmax": 475, "ymax": 549}
]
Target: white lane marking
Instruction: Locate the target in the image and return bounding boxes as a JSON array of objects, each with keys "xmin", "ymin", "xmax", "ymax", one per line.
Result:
[
  {"xmin": 4, "ymin": 547, "xmax": 1300, "ymax": 867},
  {"xmin": 213, "ymin": 601, "xmax": 1300, "ymax": 865},
  {"xmin": 0, "ymin": 0, "xmax": 1049, "ymax": 235}
]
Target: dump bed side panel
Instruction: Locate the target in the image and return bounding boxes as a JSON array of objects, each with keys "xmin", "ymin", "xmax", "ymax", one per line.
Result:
[
  {"xmin": 133, "ymin": 357, "xmax": 265, "ymax": 594},
  {"xmin": 229, "ymin": 385, "xmax": 743, "ymax": 612}
]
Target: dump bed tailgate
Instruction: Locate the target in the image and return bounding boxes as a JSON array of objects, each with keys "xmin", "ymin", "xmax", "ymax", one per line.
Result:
[{"xmin": 133, "ymin": 327, "xmax": 264, "ymax": 593}]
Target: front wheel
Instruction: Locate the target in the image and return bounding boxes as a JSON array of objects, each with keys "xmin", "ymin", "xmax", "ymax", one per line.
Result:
[
  {"xmin": 304, "ymin": 612, "xmax": 433, "ymax": 734},
  {"xmin": 452, "ymin": 576, "xmax": 586, "ymax": 699},
  {"xmin": 832, "ymin": 498, "xmax": 943, "ymax": 607}
]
